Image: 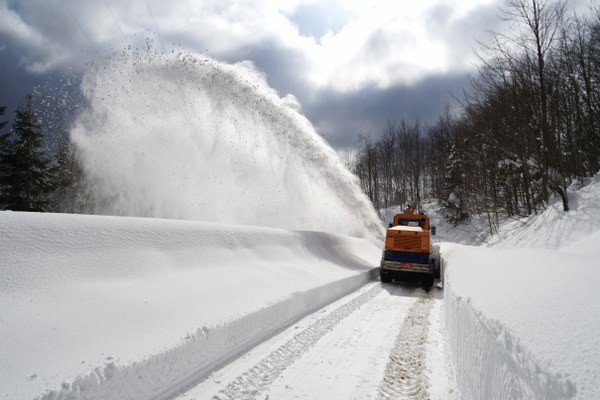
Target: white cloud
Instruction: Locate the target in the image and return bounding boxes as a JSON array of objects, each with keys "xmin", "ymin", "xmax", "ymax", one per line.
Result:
[
  {"xmin": 0, "ymin": 0, "xmax": 496, "ymax": 88},
  {"xmin": 304, "ymin": 0, "xmax": 497, "ymax": 90},
  {"xmin": 0, "ymin": 0, "xmax": 70, "ymax": 72},
  {"xmin": 0, "ymin": 1, "xmax": 45, "ymax": 46}
]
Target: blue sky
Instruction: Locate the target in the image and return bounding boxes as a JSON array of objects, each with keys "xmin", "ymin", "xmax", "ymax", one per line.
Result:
[{"xmin": 291, "ymin": 1, "xmax": 350, "ymax": 38}]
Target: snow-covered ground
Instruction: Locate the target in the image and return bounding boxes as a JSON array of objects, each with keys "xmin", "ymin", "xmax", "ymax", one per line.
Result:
[
  {"xmin": 442, "ymin": 175, "xmax": 600, "ymax": 400},
  {"xmin": 3, "ymin": 178, "xmax": 598, "ymax": 400},
  {"xmin": 175, "ymin": 283, "xmax": 457, "ymax": 400},
  {"xmin": 0, "ymin": 49, "xmax": 413, "ymax": 400},
  {"xmin": 0, "ymin": 211, "xmax": 380, "ymax": 400}
]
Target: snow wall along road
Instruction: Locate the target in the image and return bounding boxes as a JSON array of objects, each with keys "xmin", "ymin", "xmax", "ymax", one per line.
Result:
[{"xmin": 71, "ymin": 51, "xmax": 383, "ymax": 241}]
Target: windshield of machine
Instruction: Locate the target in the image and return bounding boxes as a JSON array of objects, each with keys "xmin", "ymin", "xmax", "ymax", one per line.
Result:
[{"xmin": 396, "ymin": 218, "xmax": 425, "ymax": 228}]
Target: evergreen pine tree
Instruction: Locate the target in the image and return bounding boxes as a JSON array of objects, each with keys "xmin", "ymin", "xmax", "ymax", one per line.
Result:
[
  {"xmin": 49, "ymin": 133, "xmax": 87, "ymax": 213},
  {"xmin": 0, "ymin": 105, "xmax": 11, "ymax": 200},
  {"xmin": 442, "ymin": 140, "xmax": 469, "ymax": 225},
  {"xmin": 0, "ymin": 106, "xmax": 7, "ymax": 133},
  {"xmin": 0, "ymin": 94, "xmax": 55, "ymax": 211}
]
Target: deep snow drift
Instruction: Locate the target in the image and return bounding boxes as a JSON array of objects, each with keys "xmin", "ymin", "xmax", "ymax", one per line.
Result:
[
  {"xmin": 0, "ymin": 211, "xmax": 380, "ymax": 400},
  {"xmin": 442, "ymin": 175, "xmax": 600, "ymax": 400},
  {"xmin": 70, "ymin": 51, "xmax": 382, "ymax": 241}
]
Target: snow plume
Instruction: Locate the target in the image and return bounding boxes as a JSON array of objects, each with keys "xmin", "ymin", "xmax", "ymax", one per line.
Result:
[{"xmin": 70, "ymin": 50, "xmax": 383, "ymax": 241}]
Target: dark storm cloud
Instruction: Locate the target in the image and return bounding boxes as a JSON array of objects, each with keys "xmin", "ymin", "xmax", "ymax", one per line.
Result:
[
  {"xmin": 218, "ymin": 39, "xmax": 314, "ymax": 102},
  {"xmin": 425, "ymin": 2, "xmax": 502, "ymax": 68},
  {"xmin": 304, "ymin": 73, "xmax": 472, "ymax": 149},
  {"xmin": 0, "ymin": 46, "xmax": 48, "ymax": 119}
]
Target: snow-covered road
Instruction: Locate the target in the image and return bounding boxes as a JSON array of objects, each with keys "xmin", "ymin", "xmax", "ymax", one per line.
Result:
[
  {"xmin": 3, "ymin": 176, "xmax": 598, "ymax": 400},
  {"xmin": 176, "ymin": 283, "xmax": 457, "ymax": 400}
]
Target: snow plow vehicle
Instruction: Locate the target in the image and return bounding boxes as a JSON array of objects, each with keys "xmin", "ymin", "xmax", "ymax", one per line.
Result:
[{"xmin": 380, "ymin": 206, "xmax": 439, "ymax": 287}]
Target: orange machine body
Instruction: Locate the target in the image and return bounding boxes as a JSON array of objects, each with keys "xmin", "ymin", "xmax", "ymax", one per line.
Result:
[
  {"xmin": 379, "ymin": 208, "xmax": 437, "ymax": 286},
  {"xmin": 384, "ymin": 213, "xmax": 431, "ymax": 254}
]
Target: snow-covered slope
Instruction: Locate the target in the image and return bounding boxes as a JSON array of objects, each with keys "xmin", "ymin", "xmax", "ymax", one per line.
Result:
[
  {"xmin": 442, "ymin": 175, "xmax": 600, "ymax": 400},
  {"xmin": 488, "ymin": 174, "xmax": 600, "ymax": 250},
  {"xmin": 0, "ymin": 211, "xmax": 380, "ymax": 400}
]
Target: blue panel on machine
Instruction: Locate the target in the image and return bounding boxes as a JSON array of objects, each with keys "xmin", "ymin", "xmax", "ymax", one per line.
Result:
[{"xmin": 383, "ymin": 250, "xmax": 430, "ymax": 264}]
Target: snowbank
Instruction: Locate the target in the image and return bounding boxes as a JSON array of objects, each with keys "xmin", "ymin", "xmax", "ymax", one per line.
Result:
[
  {"xmin": 0, "ymin": 212, "xmax": 380, "ymax": 400},
  {"xmin": 488, "ymin": 174, "xmax": 600, "ymax": 250},
  {"xmin": 443, "ymin": 176, "xmax": 600, "ymax": 400}
]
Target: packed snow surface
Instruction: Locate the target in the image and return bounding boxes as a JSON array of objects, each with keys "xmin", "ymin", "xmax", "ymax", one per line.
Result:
[
  {"xmin": 0, "ymin": 211, "xmax": 380, "ymax": 400},
  {"xmin": 176, "ymin": 284, "xmax": 457, "ymax": 400},
  {"xmin": 70, "ymin": 51, "xmax": 382, "ymax": 241},
  {"xmin": 442, "ymin": 175, "xmax": 600, "ymax": 400}
]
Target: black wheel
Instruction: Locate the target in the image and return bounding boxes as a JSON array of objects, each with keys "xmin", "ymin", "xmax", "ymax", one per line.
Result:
[
  {"xmin": 422, "ymin": 276, "xmax": 434, "ymax": 289},
  {"xmin": 380, "ymin": 271, "xmax": 392, "ymax": 283},
  {"xmin": 433, "ymin": 258, "xmax": 441, "ymax": 279}
]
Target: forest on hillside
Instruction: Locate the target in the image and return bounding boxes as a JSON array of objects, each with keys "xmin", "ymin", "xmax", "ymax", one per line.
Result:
[{"xmin": 352, "ymin": 0, "xmax": 600, "ymax": 233}]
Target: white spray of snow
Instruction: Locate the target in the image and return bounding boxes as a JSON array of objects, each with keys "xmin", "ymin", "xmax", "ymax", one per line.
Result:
[{"xmin": 70, "ymin": 51, "xmax": 383, "ymax": 241}]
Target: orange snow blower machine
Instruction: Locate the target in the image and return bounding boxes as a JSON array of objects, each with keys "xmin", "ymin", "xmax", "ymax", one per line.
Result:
[{"xmin": 379, "ymin": 205, "xmax": 439, "ymax": 288}]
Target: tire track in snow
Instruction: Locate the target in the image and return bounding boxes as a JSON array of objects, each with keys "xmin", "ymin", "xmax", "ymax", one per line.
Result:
[
  {"xmin": 378, "ymin": 291, "xmax": 434, "ymax": 400},
  {"xmin": 212, "ymin": 283, "xmax": 383, "ymax": 400}
]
